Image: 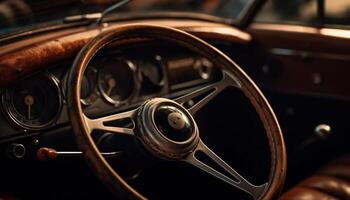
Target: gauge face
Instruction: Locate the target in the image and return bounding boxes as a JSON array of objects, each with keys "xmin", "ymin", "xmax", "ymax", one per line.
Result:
[
  {"xmin": 139, "ymin": 55, "xmax": 165, "ymax": 94},
  {"xmin": 194, "ymin": 57, "xmax": 213, "ymax": 80},
  {"xmin": 98, "ymin": 58, "xmax": 136, "ymax": 105},
  {"xmin": 2, "ymin": 74, "xmax": 62, "ymax": 130},
  {"xmin": 62, "ymin": 67, "xmax": 99, "ymax": 106}
]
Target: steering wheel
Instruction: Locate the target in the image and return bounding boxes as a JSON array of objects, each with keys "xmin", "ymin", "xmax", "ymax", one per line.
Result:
[{"xmin": 67, "ymin": 24, "xmax": 286, "ymax": 200}]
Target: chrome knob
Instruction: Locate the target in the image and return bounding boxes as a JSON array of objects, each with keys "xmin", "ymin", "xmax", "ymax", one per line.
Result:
[
  {"xmin": 314, "ymin": 124, "xmax": 332, "ymax": 139},
  {"xmin": 8, "ymin": 143, "xmax": 26, "ymax": 159}
]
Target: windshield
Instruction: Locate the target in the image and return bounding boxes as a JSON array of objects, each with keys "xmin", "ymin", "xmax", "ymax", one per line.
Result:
[{"xmin": 0, "ymin": 0, "xmax": 252, "ymax": 34}]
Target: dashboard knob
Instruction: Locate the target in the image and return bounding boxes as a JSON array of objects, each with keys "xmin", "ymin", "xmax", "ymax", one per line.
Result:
[
  {"xmin": 7, "ymin": 143, "xmax": 26, "ymax": 159},
  {"xmin": 314, "ymin": 124, "xmax": 332, "ymax": 139}
]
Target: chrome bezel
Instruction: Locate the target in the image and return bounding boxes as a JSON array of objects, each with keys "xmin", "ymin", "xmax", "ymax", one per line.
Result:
[
  {"xmin": 139, "ymin": 54, "xmax": 166, "ymax": 88},
  {"xmin": 1, "ymin": 73, "xmax": 63, "ymax": 131},
  {"xmin": 98, "ymin": 58, "xmax": 139, "ymax": 107}
]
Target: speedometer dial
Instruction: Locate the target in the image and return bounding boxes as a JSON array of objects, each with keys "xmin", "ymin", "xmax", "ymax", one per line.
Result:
[
  {"xmin": 1, "ymin": 74, "xmax": 62, "ymax": 130},
  {"xmin": 98, "ymin": 58, "xmax": 137, "ymax": 106}
]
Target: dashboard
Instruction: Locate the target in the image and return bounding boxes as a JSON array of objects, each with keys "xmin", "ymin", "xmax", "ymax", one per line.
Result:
[
  {"xmin": 0, "ymin": 17, "xmax": 350, "ymax": 200},
  {"xmin": 0, "ymin": 43, "xmax": 221, "ymax": 139},
  {"xmin": 0, "ymin": 22, "xmax": 279, "ymax": 199}
]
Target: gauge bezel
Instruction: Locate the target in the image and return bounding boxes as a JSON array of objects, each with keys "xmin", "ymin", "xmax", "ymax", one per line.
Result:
[
  {"xmin": 97, "ymin": 58, "xmax": 139, "ymax": 107},
  {"xmin": 1, "ymin": 73, "xmax": 63, "ymax": 131},
  {"xmin": 139, "ymin": 54, "xmax": 167, "ymax": 88}
]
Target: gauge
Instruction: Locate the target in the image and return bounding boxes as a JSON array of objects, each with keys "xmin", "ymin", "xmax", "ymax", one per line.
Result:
[
  {"xmin": 194, "ymin": 57, "xmax": 213, "ymax": 80},
  {"xmin": 62, "ymin": 67, "xmax": 99, "ymax": 106},
  {"xmin": 1, "ymin": 74, "xmax": 62, "ymax": 130},
  {"xmin": 80, "ymin": 67, "xmax": 99, "ymax": 105},
  {"xmin": 98, "ymin": 58, "xmax": 137, "ymax": 106},
  {"xmin": 139, "ymin": 55, "xmax": 165, "ymax": 94}
]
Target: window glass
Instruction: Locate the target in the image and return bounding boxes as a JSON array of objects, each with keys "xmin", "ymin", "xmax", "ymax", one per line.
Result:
[
  {"xmin": 255, "ymin": 0, "xmax": 318, "ymax": 25},
  {"xmin": 0, "ymin": 0, "xmax": 252, "ymax": 35},
  {"xmin": 325, "ymin": 0, "xmax": 350, "ymax": 26}
]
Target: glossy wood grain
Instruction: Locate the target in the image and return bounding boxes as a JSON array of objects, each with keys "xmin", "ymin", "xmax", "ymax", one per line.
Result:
[{"xmin": 0, "ymin": 19, "xmax": 251, "ymax": 89}]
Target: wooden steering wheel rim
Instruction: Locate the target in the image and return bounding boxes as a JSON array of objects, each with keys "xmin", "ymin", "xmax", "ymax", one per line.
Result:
[{"xmin": 67, "ymin": 24, "xmax": 286, "ymax": 200}]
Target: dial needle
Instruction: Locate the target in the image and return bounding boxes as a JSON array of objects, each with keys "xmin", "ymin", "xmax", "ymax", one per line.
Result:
[
  {"xmin": 106, "ymin": 78, "xmax": 116, "ymax": 96},
  {"xmin": 24, "ymin": 95, "xmax": 34, "ymax": 120}
]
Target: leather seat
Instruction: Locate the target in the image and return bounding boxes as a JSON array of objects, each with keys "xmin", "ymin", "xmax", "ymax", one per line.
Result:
[{"xmin": 280, "ymin": 155, "xmax": 350, "ymax": 200}]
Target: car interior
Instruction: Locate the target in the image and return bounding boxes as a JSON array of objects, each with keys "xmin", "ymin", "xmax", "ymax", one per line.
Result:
[{"xmin": 0, "ymin": 0, "xmax": 349, "ymax": 199}]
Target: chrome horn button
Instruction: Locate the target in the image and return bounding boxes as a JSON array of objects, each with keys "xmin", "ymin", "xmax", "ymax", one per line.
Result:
[
  {"xmin": 154, "ymin": 105, "xmax": 193, "ymax": 142},
  {"xmin": 136, "ymin": 98, "xmax": 199, "ymax": 160}
]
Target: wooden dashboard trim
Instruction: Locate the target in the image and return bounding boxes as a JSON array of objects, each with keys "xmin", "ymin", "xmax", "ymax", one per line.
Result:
[
  {"xmin": 249, "ymin": 23, "xmax": 350, "ymax": 54},
  {"xmin": 248, "ymin": 23, "xmax": 350, "ymax": 100},
  {"xmin": 251, "ymin": 23, "xmax": 350, "ymax": 39},
  {"xmin": 0, "ymin": 19, "xmax": 251, "ymax": 88}
]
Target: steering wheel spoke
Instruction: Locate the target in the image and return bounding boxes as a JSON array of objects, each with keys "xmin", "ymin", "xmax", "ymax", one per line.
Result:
[
  {"xmin": 175, "ymin": 71, "xmax": 240, "ymax": 115},
  {"xmin": 83, "ymin": 109, "xmax": 137, "ymax": 136},
  {"xmin": 184, "ymin": 139, "xmax": 268, "ymax": 199}
]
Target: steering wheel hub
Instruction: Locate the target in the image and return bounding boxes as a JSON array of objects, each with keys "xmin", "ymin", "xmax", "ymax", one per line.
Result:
[
  {"xmin": 136, "ymin": 98, "xmax": 199, "ymax": 160},
  {"xmin": 155, "ymin": 105, "xmax": 193, "ymax": 142}
]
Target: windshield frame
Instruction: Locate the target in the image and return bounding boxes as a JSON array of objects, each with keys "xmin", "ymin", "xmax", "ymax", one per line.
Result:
[{"xmin": 0, "ymin": 0, "xmax": 266, "ymax": 42}]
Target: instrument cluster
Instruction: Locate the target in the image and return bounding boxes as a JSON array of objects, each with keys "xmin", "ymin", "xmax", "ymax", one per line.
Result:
[
  {"xmin": 72, "ymin": 55, "xmax": 167, "ymax": 109},
  {"xmin": 0, "ymin": 51, "xmax": 170, "ymax": 131},
  {"xmin": 0, "ymin": 47, "xmax": 220, "ymax": 134}
]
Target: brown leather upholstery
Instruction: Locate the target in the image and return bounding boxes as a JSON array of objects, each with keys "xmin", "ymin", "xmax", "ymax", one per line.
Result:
[{"xmin": 280, "ymin": 155, "xmax": 350, "ymax": 200}]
